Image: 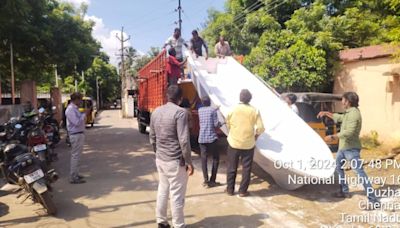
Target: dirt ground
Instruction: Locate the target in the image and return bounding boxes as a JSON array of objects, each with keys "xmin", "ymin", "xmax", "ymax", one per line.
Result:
[{"xmin": 1, "ymin": 110, "xmax": 400, "ymax": 228}]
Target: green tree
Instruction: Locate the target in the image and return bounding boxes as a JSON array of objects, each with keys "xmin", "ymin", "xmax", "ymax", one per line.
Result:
[
  {"xmin": 84, "ymin": 54, "xmax": 119, "ymax": 104},
  {"xmin": 0, "ymin": 0, "xmax": 100, "ymax": 90},
  {"xmin": 62, "ymin": 76, "xmax": 76, "ymax": 94},
  {"xmin": 203, "ymin": 0, "xmax": 400, "ymax": 92}
]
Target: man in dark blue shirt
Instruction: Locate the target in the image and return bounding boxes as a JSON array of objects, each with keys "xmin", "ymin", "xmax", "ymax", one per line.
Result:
[
  {"xmin": 190, "ymin": 30, "xmax": 208, "ymax": 59},
  {"xmin": 198, "ymin": 97, "xmax": 220, "ymax": 188}
]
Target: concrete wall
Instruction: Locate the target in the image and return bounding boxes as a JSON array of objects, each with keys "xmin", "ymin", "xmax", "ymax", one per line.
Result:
[
  {"xmin": 20, "ymin": 80, "xmax": 37, "ymax": 108},
  {"xmin": 334, "ymin": 57, "xmax": 400, "ymax": 142},
  {"xmin": 50, "ymin": 87, "xmax": 62, "ymax": 123},
  {"xmin": 0, "ymin": 105, "xmax": 25, "ymax": 125}
]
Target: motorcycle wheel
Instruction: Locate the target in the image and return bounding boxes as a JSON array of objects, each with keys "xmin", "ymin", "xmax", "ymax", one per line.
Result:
[
  {"xmin": 37, "ymin": 191, "xmax": 57, "ymax": 215},
  {"xmin": 38, "ymin": 152, "xmax": 46, "ymax": 163},
  {"xmin": 1, "ymin": 165, "xmax": 14, "ymax": 184}
]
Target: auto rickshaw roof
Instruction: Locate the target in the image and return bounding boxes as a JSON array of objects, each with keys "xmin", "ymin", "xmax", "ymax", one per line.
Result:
[
  {"xmin": 281, "ymin": 92, "xmax": 342, "ymax": 103},
  {"xmin": 65, "ymin": 96, "xmax": 93, "ymax": 100}
]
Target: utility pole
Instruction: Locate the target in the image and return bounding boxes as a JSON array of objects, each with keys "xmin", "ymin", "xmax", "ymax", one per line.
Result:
[
  {"xmin": 81, "ymin": 70, "xmax": 85, "ymax": 95},
  {"xmin": 0, "ymin": 73, "xmax": 2, "ymax": 105},
  {"xmin": 74, "ymin": 64, "xmax": 78, "ymax": 92},
  {"xmin": 96, "ymin": 77, "xmax": 100, "ymax": 110},
  {"xmin": 10, "ymin": 41, "xmax": 15, "ymax": 104},
  {"xmin": 55, "ymin": 65, "xmax": 59, "ymax": 87},
  {"xmin": 116, "ymin": 26, "xmax": 130, "ymax": 117},
  {"xmin": 178, "ymin": 0, "xmax": 182, "ymax": 31}
]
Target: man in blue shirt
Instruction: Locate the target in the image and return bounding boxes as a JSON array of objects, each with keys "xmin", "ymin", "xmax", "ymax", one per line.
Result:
[
  {"xmin": 198, "ymin": 97, "xmax": 221, "ymax": 188},
  {"xmin": 65, "ymin": 92, "xmax": 89, "ymax": 184}
]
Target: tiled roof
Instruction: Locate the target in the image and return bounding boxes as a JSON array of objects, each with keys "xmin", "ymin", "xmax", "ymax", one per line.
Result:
[{"xmin": 339, "ymin": 44, "xmax": 395, "ymax": 62}]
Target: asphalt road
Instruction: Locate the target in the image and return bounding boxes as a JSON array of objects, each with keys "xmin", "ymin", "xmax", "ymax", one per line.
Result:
[{"xmin": 1, "ymin": 110, "xmax": 397, "ymax": 228}]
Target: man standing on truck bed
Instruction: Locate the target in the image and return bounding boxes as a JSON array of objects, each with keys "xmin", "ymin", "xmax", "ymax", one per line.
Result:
[
  {"xmin": 150, "ymin": 85, "xmax": 194, "ymax": 228},
  {"xmin": 166, "ymin": 48, "xmax": 186, "ymax": 86},
  {"xmin": 190, "ymin": 30, "xmax": 208, "ymax": 60},
  {"xmin": 215, "ymin": 36, "xmax": 232, "ymax": 58},
  {"xmin": 164, "ymin": 28, "xmax": 188, "ymax": 62}
]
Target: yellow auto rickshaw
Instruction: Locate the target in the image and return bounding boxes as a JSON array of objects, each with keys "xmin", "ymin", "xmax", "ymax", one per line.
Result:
[
  {"xmin": 63, "ymin": 97, "xmax": 96, "ymax": 127},
  {"xmin": 282, "ymin": 92, "xmax": 343, "ymax": 152}
]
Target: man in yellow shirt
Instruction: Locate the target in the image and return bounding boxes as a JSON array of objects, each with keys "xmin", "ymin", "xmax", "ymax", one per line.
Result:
[{"xmin": 226, "ymin": 89, "xmax": 265, "ymax": 197}]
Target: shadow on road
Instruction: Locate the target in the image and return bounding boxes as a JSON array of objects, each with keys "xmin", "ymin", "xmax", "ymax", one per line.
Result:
[
  {"xmin": 249, "ymin": 163, "xmax": 344, "ymax": 203},
  {"xmin": 188, "ymin": 213, "xmax": 267, "ymax": 228},
  {"xmin": 112, "ymin": 215, "xmax": 195, "ymax": 228},
  {"xmin": 43, "ymin": 120, "xmax": 158, "ymax": 222},
  {"xmin": 0, "ymin": 202, "xmax": 9, "ymax": 218},
  {"xmin": 0, "ymin": 215, "xmax": 45, "ymax": 227}
]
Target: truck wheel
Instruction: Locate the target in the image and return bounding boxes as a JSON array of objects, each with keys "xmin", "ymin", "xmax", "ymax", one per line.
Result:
[
  {"xmin": 38, "ymin": 191, "xmax": 57, "ymax": 215},
  {"xmin": 138, "ymin": 122, "xmax": 146, "ymax": 134},
  {"xmin": 329, "ymin": 145, "xmax": 338, "ymax": 152},
  {"xmin": 137, "ymin": 113, "xmax": 146, "ymax": 133}
]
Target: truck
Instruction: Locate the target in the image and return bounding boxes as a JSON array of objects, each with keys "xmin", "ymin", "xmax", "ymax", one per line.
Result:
[
  {"xmin": 136, "ymin": 50, "xmax": 202, "ymax": 147},
  {"xmin": 137, "ymin": 51, "xmax": 337, "ymax": 190}
]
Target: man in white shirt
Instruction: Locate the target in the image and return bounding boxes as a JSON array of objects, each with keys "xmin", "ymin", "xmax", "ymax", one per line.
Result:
[{"xmin": 164, "ymin": 28, "xmax": 188, "ymax": 62}]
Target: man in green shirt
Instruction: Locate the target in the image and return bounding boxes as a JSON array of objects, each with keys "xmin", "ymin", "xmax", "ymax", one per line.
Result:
[{"xmin": 318, "ymin": 92, "xmax": 379, "ymax": 209}]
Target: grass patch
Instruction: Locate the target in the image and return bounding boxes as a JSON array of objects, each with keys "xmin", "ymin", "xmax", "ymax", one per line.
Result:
[{"xmin": 361, "ymin": 130, "xmax": 381, "ymax": 150}]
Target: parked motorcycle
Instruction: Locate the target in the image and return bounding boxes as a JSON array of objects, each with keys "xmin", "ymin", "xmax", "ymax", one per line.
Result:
[
  {"xmin": 39, "ymin": 107, "xmax": 60, "ymax": 147},
  {"xmin": 0, "ymin": 124, "xmax": 58, "ymax": 215},
  {"xmin": 27, "ymin": 122, "xmax": 55, "ymax": 164},
  {"xmin": 6, "ymin": 112, "xmax": 57, "ymax": 166}
]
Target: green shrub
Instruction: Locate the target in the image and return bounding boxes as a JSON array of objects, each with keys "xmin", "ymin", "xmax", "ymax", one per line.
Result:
[{"xmin": 361, "ymin": 131, "xmax": 381, "ymax": 149}]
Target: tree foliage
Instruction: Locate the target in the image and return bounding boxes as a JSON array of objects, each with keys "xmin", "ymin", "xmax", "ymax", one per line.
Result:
[
  {"xmin": 84, "ymin": 54, "xmax": 119, "ymax": 103},
  {"xmin": 202, "ymin": 0, "xmax": 400, "ymax": 92},
  {"xmin": 0, "ymin": 0, "xmax": 121, "ymax": 103},
  {"xmin": 119, "ymin": 46, "xmax": 161, "ymax": 90},
  {"xmin": 0, "ymin": 0, "xmax": 99, "ymax": 80}
]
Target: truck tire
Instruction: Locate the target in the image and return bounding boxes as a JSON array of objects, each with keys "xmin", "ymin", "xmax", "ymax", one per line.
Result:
[
  {"xmin": 329, "ymin": 145, "xmax": 338, "ymax": 152},
  {"xmin": 138, "ymin": 121, "xmax": 146, "ymax": 134},
  {"xmin": 38, "ymin": 191, "xmax": 57, "ymax": 215},
  {"xmin": 137, "ymin": 112, "xmax": 146, "ymax": 134}
]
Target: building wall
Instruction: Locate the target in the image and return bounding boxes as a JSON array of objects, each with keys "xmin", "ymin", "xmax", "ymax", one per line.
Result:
[{"xmin": 334, "ymin": 57, "xmax": 400, "ymax": 142}]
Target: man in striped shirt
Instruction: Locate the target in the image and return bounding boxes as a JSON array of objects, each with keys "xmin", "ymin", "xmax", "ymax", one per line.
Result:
[{"xmin": 198, "ymin": 97, "xmax": 221, "ymax": 188}]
